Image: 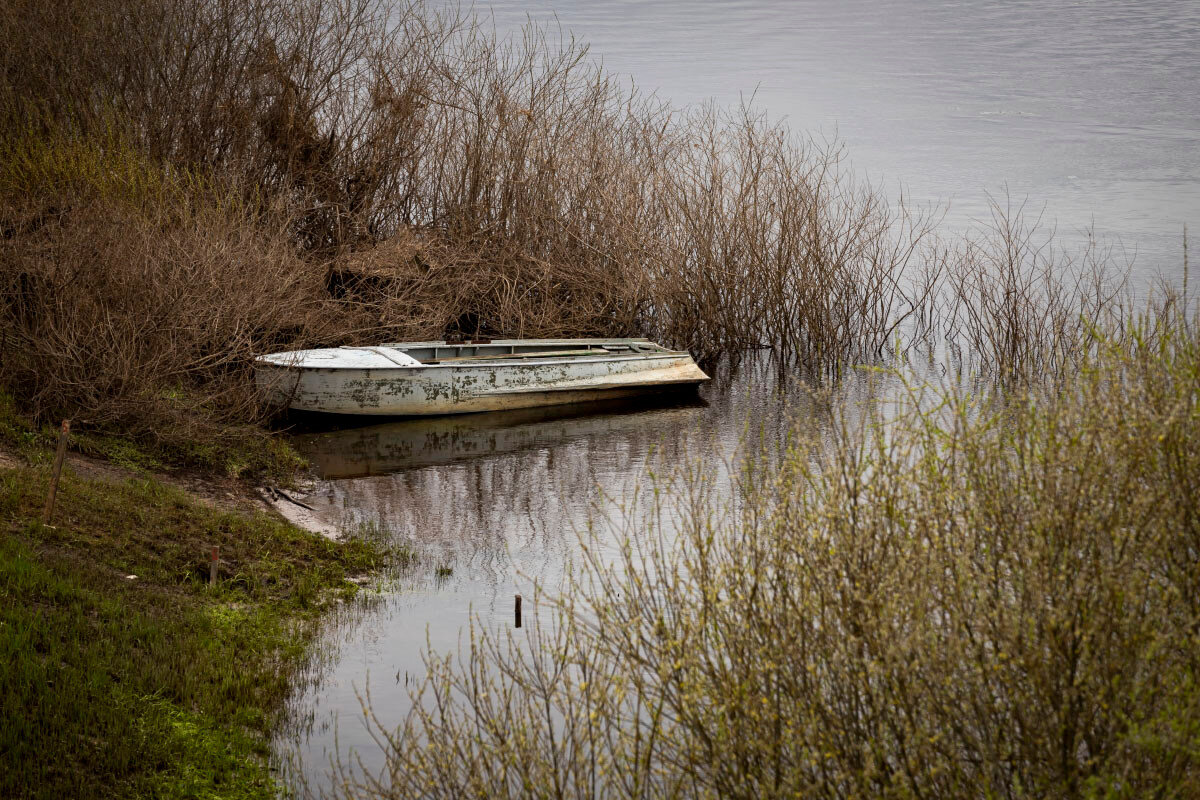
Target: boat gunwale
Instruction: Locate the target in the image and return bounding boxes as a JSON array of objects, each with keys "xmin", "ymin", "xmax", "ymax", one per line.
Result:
[
  {"xmin": 383, "ymin": 337, "xmax": 655, "ymax": 348},
  {"xmin": 256, "ymin": 351, "xmax": 698, "ymax": 372}
]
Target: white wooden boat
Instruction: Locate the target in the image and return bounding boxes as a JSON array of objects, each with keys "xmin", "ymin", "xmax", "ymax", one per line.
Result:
[{"xmin": 255, "ymin": 338, "xmax": 709, "ymax": 416}]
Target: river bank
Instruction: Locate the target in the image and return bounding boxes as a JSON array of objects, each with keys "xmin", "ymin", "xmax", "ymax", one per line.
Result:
[{"xmin": 0, "ymin": 399, "xmax": 391, "ymax": 799}]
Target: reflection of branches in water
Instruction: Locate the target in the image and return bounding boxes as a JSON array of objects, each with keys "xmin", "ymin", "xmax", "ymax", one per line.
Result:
[
  {"xmin": 311, "ymin": 354, "xmax": 903, "ymax": 575},
  {"xmin": 283, "ymin": 356, "xmax": 916, "ymax": 797}
]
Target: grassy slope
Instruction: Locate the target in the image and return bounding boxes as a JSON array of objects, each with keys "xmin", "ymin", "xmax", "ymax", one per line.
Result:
[{"xmin": 0, "ymin": 451, "xmax": 384, "ymax": 798}]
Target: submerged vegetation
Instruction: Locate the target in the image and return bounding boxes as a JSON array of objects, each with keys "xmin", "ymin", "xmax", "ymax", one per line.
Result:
[{"xmin": 349, "ymin": 302, "xmax": 1200, "ymax": 799}]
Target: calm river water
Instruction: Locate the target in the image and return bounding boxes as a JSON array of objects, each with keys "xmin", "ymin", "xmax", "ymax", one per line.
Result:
[{"xmin": 277, "ymin": 1, "xmax": 1199, "ymax": 793}]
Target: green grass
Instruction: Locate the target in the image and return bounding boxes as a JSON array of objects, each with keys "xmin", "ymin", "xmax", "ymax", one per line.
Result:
[
  {"xmin": 0, "ymin": 391, "xmax": 306, "ymax": 483},
  {"xmin": 0, "ymin": 463, "xmax": 389, "ymax": 799}
]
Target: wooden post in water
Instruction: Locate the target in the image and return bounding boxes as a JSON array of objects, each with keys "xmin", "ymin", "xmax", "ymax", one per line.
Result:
[
  {"xmin": 515, "ymin": 594, "xmax": 522, "ymax": 628},
  {"xmin": 41, "ymin": 419, "xmax": 70, "ymax": 526},
  {"xmin": 210, "ymin": 546, "xmax": 219, "ymax": 586}
]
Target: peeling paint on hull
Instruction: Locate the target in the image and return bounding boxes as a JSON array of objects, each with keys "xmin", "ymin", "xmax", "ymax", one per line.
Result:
[{"xmin": 256, "ymin": 343, "xmax": 709, "ymax": 416}]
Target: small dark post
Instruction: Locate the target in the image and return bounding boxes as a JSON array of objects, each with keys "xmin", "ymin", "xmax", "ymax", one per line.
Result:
[
  {"xmin": 514, "ymin": 594, "xmax": 523, "ymax": 628},
  {"xmin": 210, "ymin": 546, "xmax": 219, "ymax": 586},
  {"xmin": 41, "ymin": 419, "xmax": 70, "ymax": 525}
]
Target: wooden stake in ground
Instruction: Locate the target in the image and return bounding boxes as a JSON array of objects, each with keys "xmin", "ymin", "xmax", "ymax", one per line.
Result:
[
  {"xmin": 41, "ymin": 419, "xmax": 70, "ymax": 526},
  {"xmin": 515, "ymin": 594, "xmax": 522, "ymax": 628}
]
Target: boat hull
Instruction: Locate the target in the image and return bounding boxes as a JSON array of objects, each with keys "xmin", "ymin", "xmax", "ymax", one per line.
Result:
[{"xmin": 256, "ymin": 352, "xmax": 708, "ymax": 416}]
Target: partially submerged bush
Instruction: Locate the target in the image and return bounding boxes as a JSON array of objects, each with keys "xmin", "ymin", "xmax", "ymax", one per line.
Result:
[
  {"xmin": 348, "ymin": 309, "xmax": 1200, "ymax": 798},
  {"xmin": 937, "ymin": 194, "xmax": 1134, "ymax": 380}
]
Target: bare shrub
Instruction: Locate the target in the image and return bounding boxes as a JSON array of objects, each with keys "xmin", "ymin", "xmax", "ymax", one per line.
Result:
[
  {"xmin": 0, "ymin": 0, "xmax": 452, "ymax": 247},
  {"xmin": 0, "ymin": 0, "xmax": 1158, "ymax": 455},
  {"xmin": 2, "ymin": 0, "xmax": 945, "ymax": 361},
  {"xmin": 0, "ymin": 134, "xmax": 336, "ymax": 452},
  {"xmin": 344, "ymin": 307, "xmax": 1200, "ymax": 799},
  {"xmin": 938, "ymin": 194, "xmax": 1133, "ymax": 380},
  {"xmin": 649, "ymin": 107, "xmax": 941, "ymax": 363}
]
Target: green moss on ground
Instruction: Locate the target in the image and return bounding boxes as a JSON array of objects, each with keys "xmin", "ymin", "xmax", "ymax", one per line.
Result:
[{"xmin": 0, "ymin": 461, "xmax": 386, "ymax": 799}]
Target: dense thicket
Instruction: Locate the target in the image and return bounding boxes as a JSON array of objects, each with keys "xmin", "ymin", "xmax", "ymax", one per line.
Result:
[{"xmin": 1, "ymin": 0, "xmax": 1127, "ymax": 452}]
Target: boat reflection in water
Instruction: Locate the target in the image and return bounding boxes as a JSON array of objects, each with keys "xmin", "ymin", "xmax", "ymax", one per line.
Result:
[
  {"xmin": 275, "ymin": 358, "xmax": 837, "ymax": 792},
  {"xmin": 292, "ymin": 391, "xmax": 709, "ymax": 480}
]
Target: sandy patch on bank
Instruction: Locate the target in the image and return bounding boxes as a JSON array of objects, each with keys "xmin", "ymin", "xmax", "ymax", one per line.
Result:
[{"xmin": 256, "ymin": 486, "xmax": 343, "ymax": 540}]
